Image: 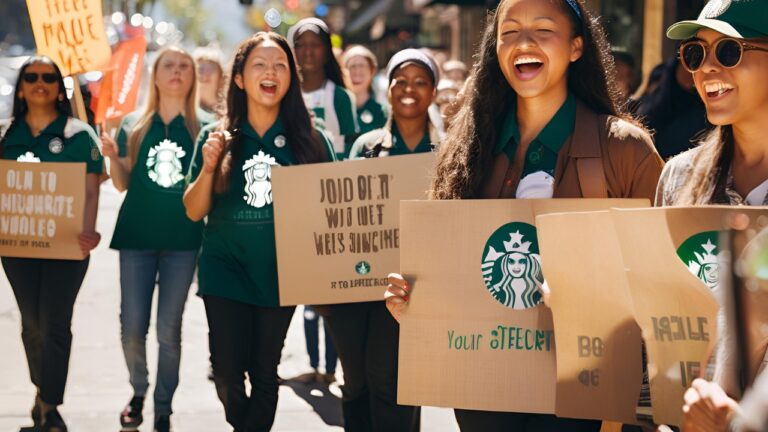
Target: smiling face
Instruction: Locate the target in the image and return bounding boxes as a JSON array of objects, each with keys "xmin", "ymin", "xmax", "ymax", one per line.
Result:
[
  {"xmin": 496, "ymin": 0, "xmax": 583, "ymax": 99},
  {"xmin": 691, "ymin": 29, "xmax": 768, "ymax": 127},
  {"xmin": 155, "ymin": 50, "xmax": 195, "ymax": 98},
  {"xmin": 294, "ymin": 31, "xmax": 327, "ymax": 77},
  {"xmin": 388, "ymin": 63, "xmax": 435, "ymax": 121},
  {"xmin": 235, "ymin": 39, "xmax": 291, "ymax": 111},
  {"xmin": 346, "ymin": 55, "xmax": 374, "ymax": 93},
  {"xmin": 19, "ymin": 62, "xmax": 61, "ymax": 109},
  {"xmin": 507, "ymin": 252, "xmax": 528, "ymax": 277}
]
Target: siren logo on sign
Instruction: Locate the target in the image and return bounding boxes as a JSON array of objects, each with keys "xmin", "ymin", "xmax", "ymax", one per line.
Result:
[
  {"xmin": 481, "ymin": 222, "xmax": 544, "ymax": 309},
  {"xmin": 355, "ymin": 261, "xmax": 371, "ymax": 275},
  {"xmin": 677, "ymin": 231, "xmax": 721, "ymax": 290}
]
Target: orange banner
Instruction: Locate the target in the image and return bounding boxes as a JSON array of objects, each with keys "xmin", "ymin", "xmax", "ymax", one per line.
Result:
[{"xmin": 94, "ymin": 36, "xmax": 147, "ymax": 124}]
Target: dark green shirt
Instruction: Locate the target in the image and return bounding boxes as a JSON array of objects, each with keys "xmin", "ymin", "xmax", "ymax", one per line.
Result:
[
  {"xmin": 495, "ymin": 93, "xmax": 576, "ymax": 178},
  {"xmin": 110, "ymin": 110, "xmax": 213, "ymax": 251},
  {"xmin": 191, "ymin": 119, "xmax": 335, "ymax": 307},
  {"xmin": 348, "ymin": 122, "xmax": 433, "ymax": 159},
  {"xmin": 1, "ymin": 114, "xmax": 103, "ymax": 173},
  {"xmin": 356, "ymin": 93, "xmax": 387, "ymax": 136}
]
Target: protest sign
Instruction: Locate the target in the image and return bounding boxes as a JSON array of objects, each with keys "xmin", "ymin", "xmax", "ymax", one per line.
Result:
[
  {"xmin": 0, "ymin": 161, "xmax": 85, "ymax": 260},
  {"xmin": 397, "ymin": 199, "xmax": 647, "ymax": 414},
  {"xmin": 272, "ymin": 153, "xmax": 434, "ymax": 306},
  {"xmin": 94, "ymin": 36, "xmax": 147, "ymax": 124}
]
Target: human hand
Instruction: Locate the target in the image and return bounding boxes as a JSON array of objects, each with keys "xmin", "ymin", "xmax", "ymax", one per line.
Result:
[
  {"xmin": 682, "ymin": 379, "xmax": 739, "ymax": 432},
  {"xmin": 385, "ymin": 273, "xmax": 411, "ymax": 323},
  {"xmin": 202, "ymin": 131, "xmax": 227, "ymax": 174},
  {"xmin": 100, "ymin": 131, "xmax": 119, "ymax": 159},
  {"xmin": 78, "ymin": 231, "xmax": 101, "ymax": 255}
]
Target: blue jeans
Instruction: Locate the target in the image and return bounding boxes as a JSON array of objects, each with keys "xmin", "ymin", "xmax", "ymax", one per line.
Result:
[
  {"xmin": 119, "ymin": 249, "xmax": 197, "ymax": 416},
  {"xmin": 303, "ymin": 306, "xmax": 337, "ymax": 374}
]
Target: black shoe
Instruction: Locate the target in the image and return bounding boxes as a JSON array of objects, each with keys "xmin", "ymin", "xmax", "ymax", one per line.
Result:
[
  {"xmin": 154, "ymin": 415, "xmax": 171, "ymax": 432},
  {"xmin": 40, "ymin": 409, "xmax": 67, "ymax": 432},
  {"xmin": 30, "ymin": 394, "xmax": 41, "ymax": 427},
  {"xmin": 119, "ymin": 396, "xmax": 144, "ymax": 431}
]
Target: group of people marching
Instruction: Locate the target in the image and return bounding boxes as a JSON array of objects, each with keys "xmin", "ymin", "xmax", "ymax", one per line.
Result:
[{"xmin": 1, "ymin": 0, "xmax": 767, "ymax": 431}]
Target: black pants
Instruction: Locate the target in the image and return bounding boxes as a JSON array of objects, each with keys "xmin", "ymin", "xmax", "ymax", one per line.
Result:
[
  {"xmin": 454, "ymin": 409, "xmax": 602, "ymax": 432},
  {"xmin": 2, "ymin": 256, "xmax": 90, "ymax": 406},
  {"xmin": 326, "ymin": 301, "xmax": 420, "ymax": 432},
  {"xmin": 204, "ymin": 295, "xmax": 295, "ymax": 432}
]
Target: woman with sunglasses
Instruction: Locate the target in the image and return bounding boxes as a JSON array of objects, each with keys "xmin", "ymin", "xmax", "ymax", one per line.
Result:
[
  {"xmin": 99, "ymin": 47, "xmax": 212, "ymax": 432},
  {"xmin": 0, "ymin": 56, "xmax": 103, "ymax": 432},
  {"xmin": 657, "ymin": 2, "xmax": 768, "ymax": 431}
]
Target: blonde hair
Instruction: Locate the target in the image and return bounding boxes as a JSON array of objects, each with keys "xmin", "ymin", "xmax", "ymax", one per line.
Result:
[{"xmin": 126, "ymin": 47, "xmax": 200, "ymax": 167}]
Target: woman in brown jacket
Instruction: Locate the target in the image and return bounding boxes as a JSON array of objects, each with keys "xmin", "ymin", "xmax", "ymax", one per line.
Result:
[{"xmin": 385, "ymin": 0, "xmax": 663, "ymax": 430}]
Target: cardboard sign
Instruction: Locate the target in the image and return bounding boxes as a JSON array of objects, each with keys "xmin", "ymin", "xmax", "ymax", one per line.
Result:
[
  {"xmin": 397, "ymin": 199, "xmax": 648, "ymax": 414},
  {"xmin": 26, "ymin": 0, "xmax": 111, "ymax": 76},
  {"xmin": 0, "ymin": 161, "xmax": 85, "ymax": 260},
  {"xmin": 537, "ymin": 210, "xmax": 645, "ymax": 424},
  {"xmin": 272, "ymin": 154, "xmax": 434, "ymax": 306},
  {"xmin": 93, "ymin": 36, "xmax": 147, "ymax": 124}
]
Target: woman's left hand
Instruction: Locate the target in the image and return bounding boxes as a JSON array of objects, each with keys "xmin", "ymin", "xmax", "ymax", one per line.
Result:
[
  {"xmin": 682, "ymin": 379, "xmax": 739, "ymax": 432},
  {"xmin": 78, "ymin": 231, "xmax": 101, "ymax": 255}
]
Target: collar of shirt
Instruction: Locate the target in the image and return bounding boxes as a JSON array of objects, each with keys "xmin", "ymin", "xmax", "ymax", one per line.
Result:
[
  {"xmin": 725, "ymin": 169, "xmax": 768, "ymax": 206},
  {"xmin": 151, "ymin": 112, "xmax": 186, "ymax": 128},
  {"xmin": 494, "ymin": 92, "xmax": 576, "ymax": 161},
  {"xmin": 388, "ymin": 121, "xmax": 431, "ymax": 154},
  {"xmin": 239, "ymin": 117, "xmax": 292, "ymax": 161}
]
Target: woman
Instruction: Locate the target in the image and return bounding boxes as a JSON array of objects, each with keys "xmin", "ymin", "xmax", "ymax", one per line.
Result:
[
  {"xmin": 333, "ymin": 48, "xmax": 440, "ymax": 432},
  {"xmin": 288, "ymin": 17, "xmax": 358, "ymax": 159},
  {"xmin": 656, "ymin": 2, "xmax": 768, "ymax": 430},
  {"xmin": 343, "ymin": 45, "xmax": 387, "ymax": 138},
  {"xmin": 183, "ymin": 32, "xmax": 334, "ymax": 432},
  {"xmin": 195, "ymin": 48, "xmax": 226, "ymax": 115},
  {"xmin": 0, "ymin": 56, "xmax": 102, "ymax": 432},
  {"xmin": 100, "ymin": 46, "xmax": 212, "ymax": 432},
  {"xmin": 385, "ymin": 0, "xmax": 664, "ymax": 430}
]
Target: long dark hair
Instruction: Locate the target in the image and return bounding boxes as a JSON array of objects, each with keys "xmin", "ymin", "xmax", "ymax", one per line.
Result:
[
  {"xmin": 1, "ymin": 56, "xmax": 71, "ymax": 156},
  {"xmin": 213, "ymin": 32, "xmax": 328, "ymax": 193},
  {"xmin": 430, "ymin": 0, "xmax": 625, "ymax": 199}
]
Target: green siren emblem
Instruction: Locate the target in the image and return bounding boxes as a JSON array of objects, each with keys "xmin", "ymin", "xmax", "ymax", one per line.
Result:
[
  {"xmin": 677, "ymin": 231, "xmax": 721, "ymax": 290},
  {"xmin": 481, "ymin": 222, "xmax": 544, "ymax": 310},
  {"xmin": 355, "ymin": 261, "xmax": 371, "ymax": 275}
]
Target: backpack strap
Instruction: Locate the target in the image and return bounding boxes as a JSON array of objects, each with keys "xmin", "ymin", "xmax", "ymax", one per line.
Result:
[{"xmin": 572, "ymin": 105, "xmax": 609, "ymax": 198}]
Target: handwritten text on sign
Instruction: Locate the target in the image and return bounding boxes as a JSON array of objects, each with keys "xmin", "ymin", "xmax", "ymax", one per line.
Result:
[
  {"xmin": 0, "ymin": 161, "xmax": 85, "ymax": 259},
  {"xmin": 27, "ymin": 0, "xmax": 112, "ymax": 76}
]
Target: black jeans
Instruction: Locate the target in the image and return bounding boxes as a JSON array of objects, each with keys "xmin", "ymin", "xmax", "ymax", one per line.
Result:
[
  {"xmin": 2, "ymin": 256, "xmax": 90, "ymax": 406},
  {"xmin": 454, "ymin": 409, "xmax": 602, "ymax": 432},
  {"xmin": 326, "ymin": 301, "xmax": 420, "ymax": 432},
  {"xmin": 204, "ymin": 295, "xmax": 295, "ymax": 432}
]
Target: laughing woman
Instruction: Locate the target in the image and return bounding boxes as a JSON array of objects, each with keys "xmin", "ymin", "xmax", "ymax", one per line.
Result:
[
  {"xmin": 183, "ymin": 33, "xmax": 334, "ymax": 432},
  {"xmin": 384, "ymin": 0, "xmax": 664, "ymax": 430},
  {"xmin": 0, "ymin": 56, "xmax": 102, "ymax": 432}
]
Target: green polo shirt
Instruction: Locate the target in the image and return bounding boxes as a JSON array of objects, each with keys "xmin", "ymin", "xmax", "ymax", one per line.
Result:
[
  {"xmin": 495, "ymin": 93, "xmax": 576, "ymax": 178},
  {"xmin": 2, "ymin": 114, "xmax": 103, "ymax": 173},
  {"xmin": 348, "ymin": 122, "xmax": 433, "ymax": 159},
  {"xmin": 110, "ymin": 110, "xmax": 213, "ymax": 251},
  {"xmin": 356, "ymin": 93, "xmax": 387, "ymax": 136},
  {"xmin": 191, "ymin": 119, "xmax": 335, "ymax": 307}
]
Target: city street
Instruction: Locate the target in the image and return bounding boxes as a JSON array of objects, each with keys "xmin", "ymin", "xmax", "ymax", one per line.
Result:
[{"xmin": 0, "ymin": 183, "xmax": 458, "ymax": 432}]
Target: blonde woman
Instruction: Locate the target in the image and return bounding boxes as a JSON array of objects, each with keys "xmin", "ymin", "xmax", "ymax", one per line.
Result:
[{"xmin": 100, "ymin": 47, "xmax": 213, "ymax": 432}]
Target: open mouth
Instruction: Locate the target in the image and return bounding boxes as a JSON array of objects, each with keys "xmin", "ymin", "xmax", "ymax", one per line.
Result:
[
  {"xmin": 514, "ymin": 56, "xmax": 544, "ymax": 80},
  {"xmin": 399, "ymin": 97, "xmax": 416, "ymax": 106},
  {"xmin": 260, "ymin": 80, "xmax": 278, "ymax": 95},
  {"xmin": 704, "ymin": 82, "xmax": 734, "ymax": 99}
]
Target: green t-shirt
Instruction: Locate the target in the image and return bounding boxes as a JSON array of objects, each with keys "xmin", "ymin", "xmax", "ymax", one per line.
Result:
[
  {"xmin": 190, "ymin": 119, "xmax": 335, "ymax": 307},
  {"xmin": 109, "ymin": 110, "xmax": 213, "ymax": 250},
  {"xmin": 348, "ymin": 122, "xmax": 433, "ymax": 159},
  {"xmin": 1, "ymin": 114, "xmax": 103, "ymax": 173},
  {"xmin": 356, "ymin": 93, "xmax": 387, "ymax": 136},
  {"xmin": 495, "ymin": 92, "xmax": 576, "ymax": 179}
]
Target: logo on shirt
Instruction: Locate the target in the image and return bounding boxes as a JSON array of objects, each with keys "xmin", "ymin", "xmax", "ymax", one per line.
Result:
[
  {"xmin": 482, "ymin": 222, "xmax": 545, "ymax": 310},
  {"xmin": 243, "ymin": 150, "xmax": 278, "ymax": 208},
  {"xmin": 677, "ymin": 231, "xmax": 721, "ymax": 291},
  {"xmin": 146, "ymin": 139, "xmax": 186, "ymax": 188},
  {"xmin": 16, "ymin": 152, "xmax": 41, "ymax": 163}
]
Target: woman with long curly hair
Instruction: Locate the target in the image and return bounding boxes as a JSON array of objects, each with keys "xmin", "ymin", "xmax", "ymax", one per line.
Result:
[
  {"xmin": 183, "ymin": 32, "xmax": 334, "ymax": 432},
  {"xmin": 384, "ymin": 0, "xmax": 664, "ymax": 430}
]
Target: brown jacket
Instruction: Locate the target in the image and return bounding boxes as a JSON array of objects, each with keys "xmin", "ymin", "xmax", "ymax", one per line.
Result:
[{"xmin": 481, "ymin": 101, "xmax": 664, "ymax": 201}]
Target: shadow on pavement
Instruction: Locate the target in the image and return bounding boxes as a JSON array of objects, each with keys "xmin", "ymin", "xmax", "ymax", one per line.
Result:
[{"xmin": 282, "ymin": 378, "xmax": 344, "ymax": 427}]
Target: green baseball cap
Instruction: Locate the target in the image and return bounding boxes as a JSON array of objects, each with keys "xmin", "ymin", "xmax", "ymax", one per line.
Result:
[{"xmin": 667, "ymin": 0, "xmax": 768, "ymax": 40}]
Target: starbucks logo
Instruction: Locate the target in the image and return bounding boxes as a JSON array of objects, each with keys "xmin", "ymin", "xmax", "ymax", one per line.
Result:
[
  {"xmin": 147, "ymin": 139, "xmax": 186, "ymax": 188},
  {"xmin": 243, "ymin": 150, "xmax": 278, "ymax": 208},
  {"xmin": 16, "ymin": 151, "xmax": 41, "ymax": 163},
  {"xmin": 677, "ymin": 231, "xmax": 721, "ymax": 290},
  {"xmin": 355, "ymin": 261, "xmax": 371, "ymax": 275},
  {"xmin": 702, "ymin": 0, "xmax": 731, "ymax": 18},
  {"xmin": 481, "ymin": 222, "xmax": 544, "ymax": 309}
]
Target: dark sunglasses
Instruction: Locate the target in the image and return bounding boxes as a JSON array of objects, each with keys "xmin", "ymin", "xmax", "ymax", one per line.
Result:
[
  {"xmin": 680, "ymin": 37, "xmax": 768, "ymax": 72},
  {"xmin": 22, "ymin": 72, "xmax": 59, "ymax": 84}
]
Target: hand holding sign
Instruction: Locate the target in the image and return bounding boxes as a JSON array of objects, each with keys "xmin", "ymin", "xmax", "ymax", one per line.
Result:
[{"xmin": 385, "ymin": 273, "xmax": 411, "ymax": 323}]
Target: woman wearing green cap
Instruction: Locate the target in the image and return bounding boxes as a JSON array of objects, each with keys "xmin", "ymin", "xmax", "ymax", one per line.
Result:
[{"xmin": 658, "ymin": 1, "xmax": 768, "ymax": 431}]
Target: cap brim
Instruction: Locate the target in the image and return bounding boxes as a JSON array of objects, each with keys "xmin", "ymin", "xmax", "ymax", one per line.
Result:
[{"xmin": 667, "ymin": 18, "xmax": 744, "ymax": 40}]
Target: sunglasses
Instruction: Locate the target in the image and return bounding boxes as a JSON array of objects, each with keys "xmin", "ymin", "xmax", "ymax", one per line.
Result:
[
  {"xmin": 22, "ymin": 72, "xmax": 59, "ymax": 84},
  {"xmin": 680, "ymin": 37, "xmax": 768, "ymax": 72}
]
